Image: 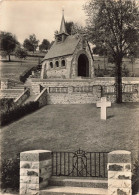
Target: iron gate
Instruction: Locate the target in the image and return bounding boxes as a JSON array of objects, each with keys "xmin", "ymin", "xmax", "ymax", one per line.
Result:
[{"xmin": 52, "ymin": 149, "xmax": 108, "ymax": 178}]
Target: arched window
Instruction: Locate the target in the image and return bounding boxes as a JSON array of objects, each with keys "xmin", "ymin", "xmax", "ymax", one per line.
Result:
[
  {"xmin": 50, "ymin": 62, "xmax": 53, "ymax": 68},
  {"xmin": 55, "ymin": 61, "xmax": 59, "ymax": 67},
  {"xmin": 61, "ymin": 60, "xmax": 65, "ymax": 67}
]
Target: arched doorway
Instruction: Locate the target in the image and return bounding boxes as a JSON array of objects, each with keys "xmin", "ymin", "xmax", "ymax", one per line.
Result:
[{"xmin": 78, "ymin": 54, "xmax": 89, "ymax": 77}]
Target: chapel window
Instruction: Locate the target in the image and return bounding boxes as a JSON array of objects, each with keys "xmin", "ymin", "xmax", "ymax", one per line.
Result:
[
  {"xmin": 61, "ymin": 60, "xmax": 65, "ymax": 67},
  {"xmin": 50, "ymin": 62, "xmax": 53, "ymax": 68},
  {"xmin": 55, "ymin": 61, "xmax": 59, "ymax": 67}
]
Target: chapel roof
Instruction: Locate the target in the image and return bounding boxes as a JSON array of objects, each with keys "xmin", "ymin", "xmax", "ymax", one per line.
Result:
[{"xmin": 43, "ymin": 34, "xmax": 80, "ymax": 60}]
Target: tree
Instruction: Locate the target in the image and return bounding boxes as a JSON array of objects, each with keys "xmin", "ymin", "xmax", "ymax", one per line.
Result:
[
  {"xmin": 23, "ymin": 34, "xmax": 39, "ymax": 53},
  {"xmin": 15, "ymin": 47, "xmax": 28, "ymax": 65},
  {"xmin": 0, "ymin": 31, "xmax": 19, "ymax": 61},
  {"xmin": 84, "ymin": 0, "xmax": 139, "ymax": 103},
  {"xmin": 39, "ymin": 39, "xmax": 50, "ymax": 51},
  {"xmin": 65, "ymin": 21, "xmax": 74, "ymax": 35}
]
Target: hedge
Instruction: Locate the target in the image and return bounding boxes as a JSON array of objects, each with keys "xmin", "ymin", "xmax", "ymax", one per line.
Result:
[
  {"xmin": 0, "ymin": 101, "xmax": 39, "ymax": 126},
  {"xmin": 0, "ymin": 98, "xmax": 14, "ymax": 113},
  {"xmin": 1, "ymin": 156, "xmax": 20, "ymax": 190}
]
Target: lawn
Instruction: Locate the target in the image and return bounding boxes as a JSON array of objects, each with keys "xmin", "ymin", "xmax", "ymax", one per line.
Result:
[
  {"xmin": 1, "ymin": 103, "xmax": 139, "ymax": 162},
  {"xmin": 94, "ymin": 56, "xmax": 139, "ymax": 76},
  {"xmin": 0, "ymin": 55, "xmax": 44, "ymax": 81}
]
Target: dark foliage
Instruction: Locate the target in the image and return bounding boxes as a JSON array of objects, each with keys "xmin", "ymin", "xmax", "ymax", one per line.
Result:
[
  {"xmin": 132, "ymin": 160, "xmax": 139, "ymax": 194},
  {"xmin": 0, "ymin": 101, "xmax": 39, "ymax": 126},
  {"xmin": 110, "ymin": 65, "xmax": 130, "ymax": 77},
  {"xmin": 0, "ymin": 98, "xmax": 14, "ymax": 113},
  {"xmin": 15, "ymin": 47, "xmax": 28, "ymax": 65},
  {"xmin": 23, "ymin": 34, "xmax": 39, "ymax": 53},
  {"xmin": 65, "ymin": 21, "xmax": 74, "ymax": 35},
  {"xmin": 0, "ymin": 31, "xmax": 19, "ymax": 61},
  {"xmin": 1, "ymin": 155, "xmax": 20, "ymax": 190},
  {"xmin": 39, "ymin": 39, "xmax": 50, "ymax": 51}
]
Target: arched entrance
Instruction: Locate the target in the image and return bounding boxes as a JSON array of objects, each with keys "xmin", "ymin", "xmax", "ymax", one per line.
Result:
[{"xmin": 78, "ymin": 54, "xmax": 89, "ymax": 77}]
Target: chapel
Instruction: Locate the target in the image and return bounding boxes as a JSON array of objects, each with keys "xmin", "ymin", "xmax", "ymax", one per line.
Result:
[{"xmin": 41, "ymin": 11, "xmax": 95, "ymax": 79}]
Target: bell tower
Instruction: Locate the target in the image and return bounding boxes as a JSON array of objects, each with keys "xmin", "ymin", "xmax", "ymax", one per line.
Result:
[{"xmin": 55, "ymin": 8, "xmax": 69, "ymax": 43}]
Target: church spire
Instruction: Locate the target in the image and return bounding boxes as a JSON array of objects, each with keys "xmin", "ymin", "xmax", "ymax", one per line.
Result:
[{"xmin": 59, "ymin": 8, "xmax": 67, "ymax": 34}]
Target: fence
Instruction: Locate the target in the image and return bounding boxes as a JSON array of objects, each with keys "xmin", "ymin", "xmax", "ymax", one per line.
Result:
[{"xmin": 52, "ymin": 149, "xmax": 108, "ymax": 178}]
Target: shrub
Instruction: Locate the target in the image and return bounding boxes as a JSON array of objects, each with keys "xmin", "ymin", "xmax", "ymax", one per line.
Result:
[
  {"xmin": 1, "ymin": 155, "xmax": 20, "ymax": 190},
  {"xmin": 132, "ymin": 159, "xmax": 139, "ymax": 194},
  {"xmin": 0, "ymin": 98, "xmax": 15, "ymax": 113},
  {"xmin": 110, "ymin": 65, "xmax": 130, "ymax": 77},
  {"xmin": 0, "ymin": 101, "xmax": 39, "ymax": 126},
  {"xmin": 95, "ymin": 69, "xmax": 104, "ymax": 77}
]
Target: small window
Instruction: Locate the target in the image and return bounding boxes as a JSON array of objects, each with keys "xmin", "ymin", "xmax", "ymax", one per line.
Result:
[
  {"xmin": 55, "ymin": 61, "xmax": 59, "ymax": 67},
  {"xmin": 57, "ymin": 35, "xmax": 62, "ymax": 42},
  {"xmin": 61, "ymin": 60, "xmax": 65, "ymax": 67},
  {"xmin": 50, "ymin": 62, "xmax": 53, "ymax": 68}
]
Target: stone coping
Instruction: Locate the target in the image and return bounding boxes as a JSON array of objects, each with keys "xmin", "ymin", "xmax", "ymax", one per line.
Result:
[
  {"xmin": 31, "ymin": 77, "xmax": 139, "ymax": 83},
  {"xmin": 21, "ymin": 150, "xmax": 51, "ymax": 154},
  {"xmin": 20, "ymin": 150, "xmax": 52, "ymax": 161},
  {"xmin": 0, "ymin": 89, "xmax": 24, "ymax": 92},
  {"xmin": 109, "ymin": 150, "xmax": 131, "ymax": 154},
  {"xmin": 14, "ymin": 88, "xmax": 30, "ymax": 103},
  {"xmin": 34, "ymin": 88, "xmax": 47, "ymax": 102}
]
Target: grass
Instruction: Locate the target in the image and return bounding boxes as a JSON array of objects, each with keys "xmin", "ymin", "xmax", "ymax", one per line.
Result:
[
  {"xmin": 1, "ymin": 103, "xmax": 139, "ymax": 162},
  {"xmin": 0, "ymin": 55, "xmax": 43, "ymax": 81},
  {"xmin": 94, "ymin": 56, "xmax": 139, "ymax": 76}
]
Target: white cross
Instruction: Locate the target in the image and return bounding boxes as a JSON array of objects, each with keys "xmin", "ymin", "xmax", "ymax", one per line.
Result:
[{"xmin": 96, "ymin": 97, "xmax": 111, "ymax": 120}]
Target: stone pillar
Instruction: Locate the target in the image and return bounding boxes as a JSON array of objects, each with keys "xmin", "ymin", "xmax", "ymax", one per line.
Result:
[
  {"xmin": 1, "ymin": 80, "xmax": 9, "ymax": 89},
  {"xmin": 108, "ymin": 150, "xmax": 132, "ymax": 195},
  {"xmin": 20, "ymin": 150, "xmax": 52, "ymax": 194}
]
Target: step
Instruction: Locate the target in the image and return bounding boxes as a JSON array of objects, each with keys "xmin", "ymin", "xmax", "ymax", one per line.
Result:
[
  {"xmin": 40, "ymin": 186, "xmax": 107, "ymax": 195},
  {"xmin": 24, "ymin": 94, "xmax": 38, "ymax": 104},
  {"xmin": 49, "ymin": 177, "xmax": 108, "ymax": 189}
]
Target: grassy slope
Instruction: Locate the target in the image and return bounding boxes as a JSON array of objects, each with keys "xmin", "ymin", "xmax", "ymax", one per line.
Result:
[
  {"xmin": 0, "ymin": 55, "xmax": 43, "ymax": 81},
  {"xmin": 1, "ymin": 103, "xmax": 139, "ymax": 161}
]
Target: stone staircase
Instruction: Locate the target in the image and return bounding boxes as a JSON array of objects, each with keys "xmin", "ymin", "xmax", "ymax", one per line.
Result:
[
  {"xmin": 40, "ymin": 177, "xmax": 108, "ymax": 195},
  {"xmin": 0, "ymin": 82, "xmax": 25, "ymax": 99},
  {"xmin": 11, "ymin": 83, "xmax": 25, "ymax": 90}
]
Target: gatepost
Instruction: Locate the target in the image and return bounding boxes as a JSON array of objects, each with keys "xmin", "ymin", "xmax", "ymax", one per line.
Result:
[
  {"xmin": 108, "ymin": 150, "xmax": 132, "ymax": 195},
  {"xmin": 20, "ymin": 150, "xmax": 52, "ymax": 194}
]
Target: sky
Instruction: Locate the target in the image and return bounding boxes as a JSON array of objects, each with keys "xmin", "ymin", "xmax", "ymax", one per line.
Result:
[{"xmin": 0, "ymin": 0, "xmax": 87, "ymax": 44}]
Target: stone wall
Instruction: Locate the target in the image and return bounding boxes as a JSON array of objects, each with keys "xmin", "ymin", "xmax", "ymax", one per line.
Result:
[
  {"xmin": 108, "ymin": 150, "xmax": 132, "ymax": 195},
  {"xmin": 20, "ymin": 150, "xmax": 52, "ymax": 194},
  {"xmin": 0, "ymin": 89, "xmax": 25, "ymax": 99},
  {"xmin": 41, "ymin": 56, "xmax": 72, "ymax": 79},
  {"xmin": 31, "ymin": 78, "xmax": 102, "ymax": 104},
  {"xmin": 14, "ymin": 88, "xmax": 30, "ymax": 105},
  {"xmin": 30, "ymin": 77, "xmax": 139, "ymax": 104},
  {"xmin": 0, "ymin": 79, "xmax": 20, "ymax": 89},
  {"xmin": 34, "ymin": 88, "xmax": 47, "ymax": 107}
]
